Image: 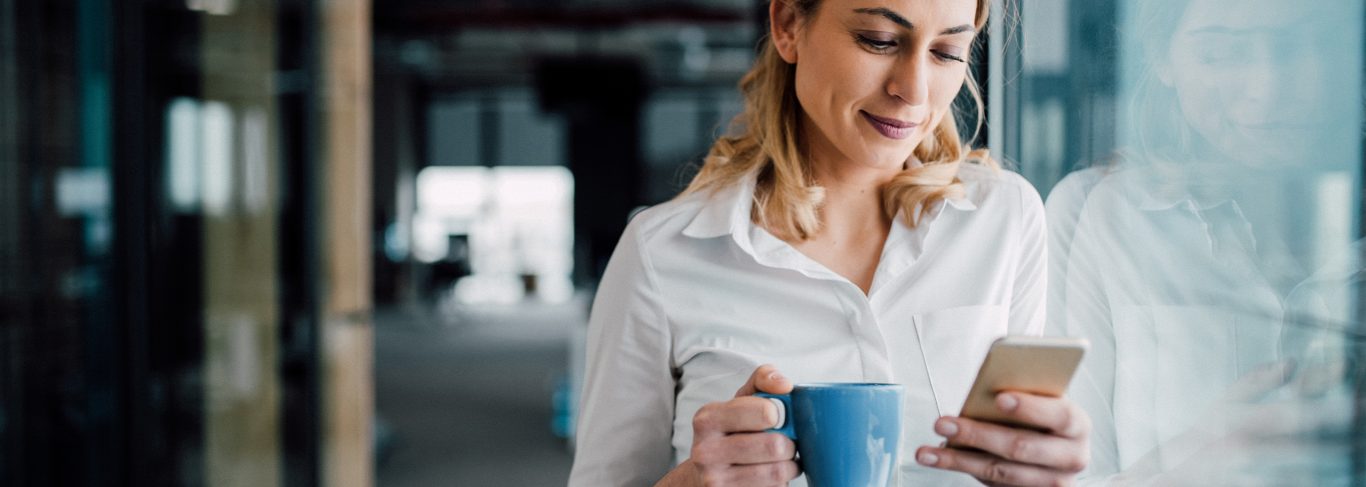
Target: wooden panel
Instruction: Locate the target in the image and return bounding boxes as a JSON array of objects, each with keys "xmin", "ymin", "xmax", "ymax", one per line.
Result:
[
  {"xmin": 323, "ymin": 315, "xmax": 374, "ymax": 487},
  {"xmin": 319, "ymin": 0, "xmax": 374, "ymax": 486}
]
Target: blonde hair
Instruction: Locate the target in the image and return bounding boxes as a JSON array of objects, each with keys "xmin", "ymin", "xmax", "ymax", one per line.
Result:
[{"xmin": 683, "ymin": 0, "xmax": 996, "ymax": 241}]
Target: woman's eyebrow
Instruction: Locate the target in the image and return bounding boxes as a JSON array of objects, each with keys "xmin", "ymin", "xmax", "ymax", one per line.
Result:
[
  {"xmin": 852, "ymin": 7, "xmax": 975, "ymax": 35},
  {"xmin": 853, "ymin": 7, "xmax": 913, "ymax": 29}
]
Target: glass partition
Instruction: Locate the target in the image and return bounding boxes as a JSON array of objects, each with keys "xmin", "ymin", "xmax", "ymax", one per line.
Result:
[
  {"xmin": 0, "ymin": 0, "xmax": 371, "ymax": 485},
  {"xmin": 1010, "ymin": 0, "xmax": 1366, "ymax": 483}
]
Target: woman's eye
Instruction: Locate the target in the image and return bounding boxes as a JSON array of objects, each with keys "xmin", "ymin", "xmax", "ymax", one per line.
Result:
[
  {"xmin": 1197, "ymin": 42, "xmax": 1254, "ymax": 67},
  {"xmin": 855, "ymin": 34, "xmax": 898, "ymax": 52},
  {"xmin": 934, "ymin": 50, "xmax": 967, "ymax": 63}
]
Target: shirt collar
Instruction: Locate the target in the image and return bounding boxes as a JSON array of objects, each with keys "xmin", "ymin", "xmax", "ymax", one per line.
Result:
[
  {"xmin": 942, "ymin": 193, "xmax": 978, "ymax": 212},
  {"xmin": 681, "ymin": 171, "xmax": 977, "ymax": 240},
  {"xmin": 681, "ymin": 173, "xmax": 756, "ymax": 240},
  {"xmin": 1133, "ymin": 187, "xmax": 1234, "ymax": 213},
  {"xmin": 1104, "ymin": 165, "xmax": 1235, "ymax": 213}
]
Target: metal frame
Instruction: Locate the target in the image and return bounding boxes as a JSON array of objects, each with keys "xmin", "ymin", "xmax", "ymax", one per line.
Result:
[
  {"xmin": 1354, "ymin": 2, "xmax": 1366, "ymax": 478},
  {"xmin": 276, "ymin": 0, "xmax": 323, "ymax": 485},
  {"xmin": 987, "ymin": 0, "xmax": 1022, "ymax": 167},
  {"xmin": 111, "ymin": 1, "xmax": 210, "ymax": 484}
]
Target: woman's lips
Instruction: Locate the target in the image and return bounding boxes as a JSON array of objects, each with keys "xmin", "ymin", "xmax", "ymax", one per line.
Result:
[{"xmin": 860, "ymin": 111, "xmax": 919, "ymax": 140}]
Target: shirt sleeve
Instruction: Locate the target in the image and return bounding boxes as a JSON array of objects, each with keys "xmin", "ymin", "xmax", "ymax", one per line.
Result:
[
  {"xmin": 1044, "ymin": 168, "xmax": 1106, "ymax": 336},
  {"xmin": 1060, "ymin": 200, "xmax": 1122, "ymax": 483},
  {"xmin": 1009, "ymin": 180, "xmax": 1048, "ymax": 336},
  {"xmin": 568, "ymin": 218, "xmax": 678, "ymax": 487},
  {"xmin": 1043, "ymin": 169, "xmax": 1123, "ymax": 483}
]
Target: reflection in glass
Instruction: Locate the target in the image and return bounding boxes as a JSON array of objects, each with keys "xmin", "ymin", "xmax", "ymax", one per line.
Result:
[{"xmin": 1045, "ymin": 0, "xmax": 1364, "ymax": 484}]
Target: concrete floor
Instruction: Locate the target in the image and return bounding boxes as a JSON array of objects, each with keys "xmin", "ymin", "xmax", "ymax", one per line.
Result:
[{"xmin": 374, "ymin": 299, "xmax": 583, "ymax": 486}]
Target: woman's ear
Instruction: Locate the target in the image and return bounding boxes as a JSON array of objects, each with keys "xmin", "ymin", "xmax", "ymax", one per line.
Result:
[{"xmin": 771, "ymin": 0, "xmax": 802, "ymax": 64}]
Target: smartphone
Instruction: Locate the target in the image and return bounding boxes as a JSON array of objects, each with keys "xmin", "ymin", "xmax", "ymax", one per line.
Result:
[{"xmin": 958, "ymin": 336, "xmax": 1088, "ymax": 429}]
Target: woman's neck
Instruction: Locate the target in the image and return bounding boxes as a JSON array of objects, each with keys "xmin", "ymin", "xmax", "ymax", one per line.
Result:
[
  {"xmin": 807, "ymin": 156, "xmax": 903, "ymax": 231},
  {"xmin": 783, "ymin": 158, "xmax": 900, "ymax": 295}
]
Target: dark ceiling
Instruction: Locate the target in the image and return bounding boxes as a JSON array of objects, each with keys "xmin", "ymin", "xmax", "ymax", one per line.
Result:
[{"xmin": 375, "ymin": 0, "xmax": 759, "ymax": 33}]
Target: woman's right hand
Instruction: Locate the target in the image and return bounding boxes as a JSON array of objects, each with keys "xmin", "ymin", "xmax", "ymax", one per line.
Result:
[{"xmin": 656, "ymin": 364, "xmax": 800, "ymax": 487}]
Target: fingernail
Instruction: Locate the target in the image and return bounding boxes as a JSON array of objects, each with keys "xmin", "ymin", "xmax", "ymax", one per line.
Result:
[
  {"xmin": 768, "ymin": 371, "xmax": 785, "ymax": 382},
  {"xmin": 918, "ymin": 451, "xmax": 939, "ymax": 466},
  {"xmin": 935, "ymin": 419, "xmax": 958, "ymax": 437},
  {"xmin": 766, "ymin": 398, "xmax": 787, "ymax": 429},
  {"xmin": 997, "ymin": 393, "xmax": 1018, "ymax": 412}
]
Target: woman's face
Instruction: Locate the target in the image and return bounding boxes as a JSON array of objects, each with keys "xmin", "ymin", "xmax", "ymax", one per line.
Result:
[
  {"xmin": 773, "ymin": 0, "xmax": 978, "ymax": 173},
  {"xmin": 1161, "ymin": 0, "xmax": 1343, "ymax": 166}
]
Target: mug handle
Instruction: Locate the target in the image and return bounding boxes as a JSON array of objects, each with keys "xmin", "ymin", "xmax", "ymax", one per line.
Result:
[{"xmin": 754, "ymin": 393, "xmax": 796, "ymax": 439}]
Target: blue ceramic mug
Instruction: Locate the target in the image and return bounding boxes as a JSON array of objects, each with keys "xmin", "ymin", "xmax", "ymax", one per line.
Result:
[{"xmin": 758, "ymin": 383, "xmax": 904, "ymax": 487}]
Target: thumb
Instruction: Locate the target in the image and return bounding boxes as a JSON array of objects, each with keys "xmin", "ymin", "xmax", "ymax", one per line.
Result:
[
  {"xmin": 734, "ymin": 364, "xmax": 794, "ymax": 397},
  {"xmin": 1222, "ymin": 359, "xmax": 1294, "ymax": 404}
]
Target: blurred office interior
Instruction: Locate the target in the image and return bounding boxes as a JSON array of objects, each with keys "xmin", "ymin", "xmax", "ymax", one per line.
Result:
[{"xmin": 2, "ymin": 0, "xmax": 1364, "ymax": 486}]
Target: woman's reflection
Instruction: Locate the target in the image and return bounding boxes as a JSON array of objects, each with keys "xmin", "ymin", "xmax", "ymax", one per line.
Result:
[{"xmin": 1046, "ymin": 0, "xmax": 1362, "ymax": 483}]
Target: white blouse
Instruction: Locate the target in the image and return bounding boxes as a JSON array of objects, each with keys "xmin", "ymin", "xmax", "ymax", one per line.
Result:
[
  {"xmin": 569, "ymin": 163, "xmax": 1047, "ymax": 487},
  {"xmin": 1047, "ymin": 166, "xmax": 1286, "ymax": 482}
]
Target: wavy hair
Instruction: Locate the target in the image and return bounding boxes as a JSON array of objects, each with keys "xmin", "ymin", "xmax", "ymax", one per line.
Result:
[
  {"xmin": 682, "ymin": 0, "xmax": 996, "ymax": 241},
  {"xmin": 1126, "ymin": 0, "xmax": 1193, "ymax": 166}
]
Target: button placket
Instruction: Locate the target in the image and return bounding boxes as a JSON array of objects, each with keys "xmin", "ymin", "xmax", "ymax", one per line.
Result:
[{"xmin": 835, "ymin": 286, "xmax": 895, "ymax": 383}]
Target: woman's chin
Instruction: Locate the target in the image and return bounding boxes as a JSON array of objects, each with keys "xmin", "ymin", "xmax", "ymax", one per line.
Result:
[{"xmin": 850, "ymin": 150, "xmax": 915, "ymax": 172}]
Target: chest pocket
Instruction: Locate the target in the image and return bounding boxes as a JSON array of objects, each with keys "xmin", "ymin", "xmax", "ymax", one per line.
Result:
[
  {"xmin": 911, "ymin": 305, "xmax": 1008, "ymax": 415},
  {"xmin": 1111, "ymin": 304, "xmax": 1280, "ymax": 466}
]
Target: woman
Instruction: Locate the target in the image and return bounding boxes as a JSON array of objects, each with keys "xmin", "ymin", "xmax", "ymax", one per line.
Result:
[{"xmin": 570, "ymin": 1, "xmax": 1090, "ymax": 485}]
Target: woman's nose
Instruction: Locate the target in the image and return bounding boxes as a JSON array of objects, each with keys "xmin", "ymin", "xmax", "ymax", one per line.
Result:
[{"xmin": 887, "ymin": 53, "xmax": 930, "ymax": 106}]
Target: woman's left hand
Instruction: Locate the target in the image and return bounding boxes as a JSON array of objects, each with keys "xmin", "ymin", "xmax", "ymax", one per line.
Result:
[{"xmin": 916, "ymin": 392, "xmax": 1090, "ymax": 487}]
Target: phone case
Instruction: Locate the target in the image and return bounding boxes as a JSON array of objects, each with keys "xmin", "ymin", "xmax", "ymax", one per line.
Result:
[{"xmin": 958, "ymin": 336, "xmax": 1088, "ymax": 428}]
